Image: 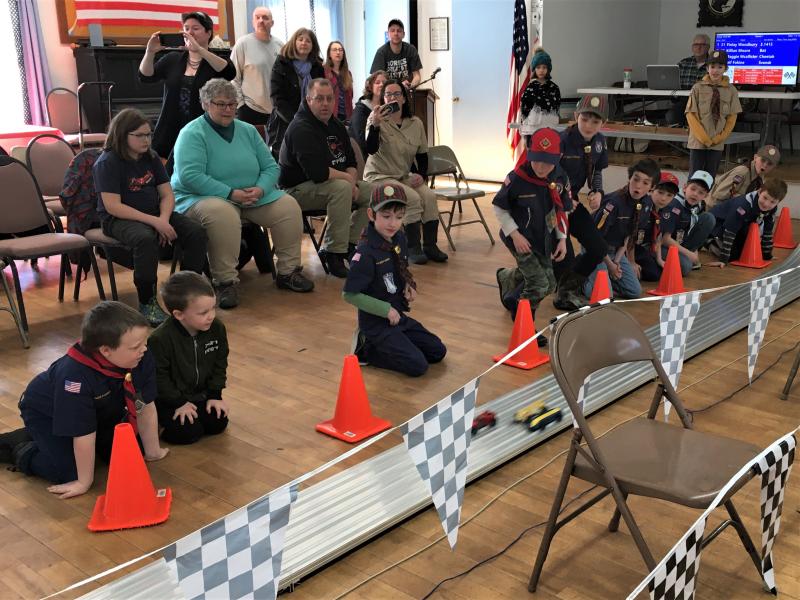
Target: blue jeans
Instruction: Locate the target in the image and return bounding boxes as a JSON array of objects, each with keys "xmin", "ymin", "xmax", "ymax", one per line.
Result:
[
  {"xmin": 662, "ymin": 212, "xmax": 715, "ymax": 275},
  {"xmin": 584, "ymin": 251, "xmax": 642, "ymax": 299}
]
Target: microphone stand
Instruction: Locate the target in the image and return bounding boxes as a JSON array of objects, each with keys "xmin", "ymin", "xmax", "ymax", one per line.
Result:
[{"xmin": 410, "ymin": 71, "xmax": 441, "ymax": 91}]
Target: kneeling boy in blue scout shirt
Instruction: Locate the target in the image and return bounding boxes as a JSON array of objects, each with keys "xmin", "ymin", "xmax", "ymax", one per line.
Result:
[
  {"xmin": 632, "ymin": 172, "xmax": 680, "ymax": 281},
  {"xmin": 493, "ymin": 128, "xmax": 569, "ymax": 334},
  {"xmin": 659, "ymin": 170, "xmax": 716, "ymax": 275},
  {"xmin": 585, "ymin": 159, "xmax": 661, "ymax": 299},
  {"xmin": 148, "ymin": 271, "xmax": 230, "ymax": 445},
  {"xmin": 706, "ymin": 177, "xmax": 788, "ymax": 267},
  {"xmin": 0, "ymin": 301, "xmax": 168, "ymax": 499},
  {"xmin": 343, "ymin": 185, "xmax": 446, "ymax": 377}
]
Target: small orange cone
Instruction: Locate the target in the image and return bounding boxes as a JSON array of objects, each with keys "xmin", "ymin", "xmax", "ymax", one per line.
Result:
[
  {"xmin": 772, "ymin": 207, "xmax": 797, "ymax": 249},
  {"xmin": 648, "ymin": 245, "xmax": 690, "ymax": 296},
  {"xmin": 731, "ymin": 222, "xmax": 771, "ymax": 268},
  {"xmin": 88, "ymin": 423, "xmax": 171, "ymax": 532},
  {"xmin": 589, "ymin": 270, "xmax": 612, "ymax": 303},
  {"xmin": 316, "ymin": 355, "xmax": 392, "ymax": 443},
  {"xmin": 492, "ymin": 299, "xmax": 549, "ymax": 370}
]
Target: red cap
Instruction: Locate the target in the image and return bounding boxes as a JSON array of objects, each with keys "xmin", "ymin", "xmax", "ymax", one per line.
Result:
[
  {"xmin": 657, "ymin": 171, "xmax": 680, "ymax": 192},
  {"xmin": 527, "ymin": 128, "xmax": 561, "ymax": 164}
]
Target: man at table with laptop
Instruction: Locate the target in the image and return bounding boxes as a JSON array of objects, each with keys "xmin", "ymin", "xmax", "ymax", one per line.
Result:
[{"xmin": 658, "ymin": 34, "xmax": 710, "ymax": 125}]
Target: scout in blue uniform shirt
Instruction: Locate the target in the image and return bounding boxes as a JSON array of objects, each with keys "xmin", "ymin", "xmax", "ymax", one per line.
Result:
[
  {"xmin": 633, "ymin": 172, "xmax": 680, "ymax": 281},
  {"xmin": 343, "ymin": 184, "xmax": 446, "ymax": 377},
  {"xmin": 493, "ymin": 128, "xmax": 569, "ymax": 334},
  {"xmin": 707, "ymin": 178, "xmax": 787, "ymax": 266},
  {"xmin": 658, "ymin": 170, "xmax": 716, "ymax": 275},
  {"xmin": 552, "ymin": 94, "xmax": 610, "ymax": 311},
  {"xmin": 0, "ymin": 302, "xmax": 168, "ymax": 499},
  {"xmin": 585, "ymin": 159, "xmax": 662, "ymax": 299}
]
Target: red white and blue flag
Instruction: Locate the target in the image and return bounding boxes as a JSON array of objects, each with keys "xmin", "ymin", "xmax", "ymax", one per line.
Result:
[
  {"xmin": 507, "ymin": 0, "xmax": 533, "ymax": 162},
  {"xmin": 72, "ymin": 0, "xmax": 220, "ymax": 30},
  {"xmin": 64, "ymin": 380, "xmax": 82, "ymax": 393}
]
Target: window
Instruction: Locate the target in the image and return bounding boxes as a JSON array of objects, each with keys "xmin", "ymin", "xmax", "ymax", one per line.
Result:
[
  {"xmin": 0, "ymin": 0, "xmax": 25, "ymax": 128},
  {"xmin": 250, "ymin": 1, "xmax": 342, "ymax": 56}
]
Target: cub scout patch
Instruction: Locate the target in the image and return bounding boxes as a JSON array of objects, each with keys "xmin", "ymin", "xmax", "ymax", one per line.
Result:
[
  {"xmin": 637, "ymin": 230, "xmax": 645, "ymax": 245},
  {"xmin": 676, "ymin": 230, "xmax": 685, "ymax": 244},
  {"xmin": 737, "ymin": 207, "xmax": 746, "ymax": 215},
  {"xmin": 595, "ymin": 140, "xmax": 604, "ymax": 153},
  {"xmin": 351, "ymin": 252, "xmax": 361, "ymax": 262},
  {"xmin": 732, "ymin": 175, "xmax": 743, "ymax": 184},
  {"xmin": 672, "ymin": 207, "xmax": 681, "ymax": 214},
  {"xmin": 604, "ymin": 203, "xmax": 615, "ymax": 212},
  {"xmin": 504, "ymin": 175, "xmax": 512, "ymax": 186},
  {"xmin": 383, "ymin": 273, "xmax": 397, "ymax": 294}
]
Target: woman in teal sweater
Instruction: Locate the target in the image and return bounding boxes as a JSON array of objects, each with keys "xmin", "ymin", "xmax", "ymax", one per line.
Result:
[{"xmin": 172, "ymin": 79, "xmax": 313, "ymax": 308}]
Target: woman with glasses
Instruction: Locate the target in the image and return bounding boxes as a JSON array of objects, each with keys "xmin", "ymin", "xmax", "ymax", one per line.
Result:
[
  {"xmin": 93, "ymin": 109, "xmax": 208, "ymax": 326},
  {"xmin": 139, "ymin": 11, "xmax": 235, "ymax": 159},
  {"xmin": 268, "ymin": 28, "xmax": 325, "ymax": 158},
  {"xmin": 363, "ymin": 79, "xmax": 448, "ymax": 264},
  {"xmin": 171, "ymin": 79, "xmax": 313, "ymax": 310},
  {"xmin": 323, "ymin": 41, "xmax": 354, "ymax": 124}
]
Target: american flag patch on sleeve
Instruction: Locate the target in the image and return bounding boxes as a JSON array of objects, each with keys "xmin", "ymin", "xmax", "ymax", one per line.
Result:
[
  {"xmin": 64, "ymin": 380, "xmax": 82, "ymax": 393},
  {"xmin": 737, "ymin": 207, "xmax": 746, "ymax": 215},
  {"xmin": 351, "ymin": 252, "xmax": 361, "ymax": 262}
]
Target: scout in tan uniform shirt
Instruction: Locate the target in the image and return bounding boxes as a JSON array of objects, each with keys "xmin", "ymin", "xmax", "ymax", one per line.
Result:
[
  {"xmin": 685, "ymin": 49, "xmax": 742, "ymax": 178},
  {"xmin": 708, "ymin": 145, "xmax": 781, "ymax": 208}
]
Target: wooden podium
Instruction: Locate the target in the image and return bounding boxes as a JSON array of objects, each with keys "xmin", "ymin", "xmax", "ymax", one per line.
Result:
[{"xmin": 412, "ymin": 87, "xmax": 439, "ymax": 147}]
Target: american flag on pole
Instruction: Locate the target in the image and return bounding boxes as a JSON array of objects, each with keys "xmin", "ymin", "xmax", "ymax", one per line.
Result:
[
  {"xmin": 507, "ymin": 0, "xmax": 533, "ymax": 163},
  {"xmin": 73, "ymin": 0, "xmax": 220, "ymax": 30}
]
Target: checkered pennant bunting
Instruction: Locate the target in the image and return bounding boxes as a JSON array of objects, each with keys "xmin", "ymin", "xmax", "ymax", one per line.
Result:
[
  {"xmin": 571, "ymin": 375, "xmax": 592, "ymax": 429},
  {"xmin": 400, "ymin": 378, "xmax": 479, "ymax": 549},
  {"xmin": 659, "ymin": 292, "xmax": 700, "ymax": 420},
  {"xmin": 747, "ymin": 275, "xmax": 782, "ymax": 383},
  {"xmin": 163, "ymin": 484, "xmax": 298, "ymax": 600},
  {"xmin": 753, "ymin": 434, "xmax": 796, "ymax": 593},
  {"xmin": 646, "ymin": 516, "xmax": 706, "ymax": 600}
]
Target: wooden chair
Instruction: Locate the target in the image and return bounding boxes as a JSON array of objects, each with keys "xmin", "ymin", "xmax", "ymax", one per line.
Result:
[
  {"xmin": 426, "ymin": 145, "xmax": 494, "ymax": 251},
  {"xmin": 0, "ymin": 156, "xmax": 105, "ymax": 335},
  {"xmin": 529, "ymin": 304, "xmax": 764, "ymax": 593}
]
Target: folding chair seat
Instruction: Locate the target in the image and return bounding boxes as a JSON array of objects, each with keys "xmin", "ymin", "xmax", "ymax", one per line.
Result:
[
  {"xmin": 426, "ymin": 145, "xmax": 494, "ymax": 251},
  {"xmin": 529, "ymin": 303, "xmax": 764, "ymax": 593},
  {"xmin": 0, "ymin": 156, "xmax": 105, "ymax": 336}
]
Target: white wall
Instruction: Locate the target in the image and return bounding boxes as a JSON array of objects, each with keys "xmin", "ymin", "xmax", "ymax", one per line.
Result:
[
  {"xmin": 544, "ymin": 0, "xmax": 662, "ymax": 95},
  {"xmin": 657, "ymin": 0, "xmax": 800, "ymax": 63},
  {"xmin": 416, "ymin": 0, "xmax": 453, "ymax": 146},
  {"xmin": 37, "ymin": 0, "xmax": 78, "ymax": 91},
  {"xmin": 343, "ymin": 0, "xmax": 366, "ymax": 100}
]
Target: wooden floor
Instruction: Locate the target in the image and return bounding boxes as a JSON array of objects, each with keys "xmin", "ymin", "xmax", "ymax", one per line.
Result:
[{"xmin": 0, "ymin": 195, "xmax": 798, "ymax": 599}]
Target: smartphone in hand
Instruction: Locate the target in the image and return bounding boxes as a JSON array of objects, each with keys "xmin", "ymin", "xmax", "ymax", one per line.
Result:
[
  {"xmin": 383, "ymin": 101, "xmax": 401, "ymax": 115},
  {"xmin": 159, "ymin": 33, "xmax": 186, "ymax": 48}
]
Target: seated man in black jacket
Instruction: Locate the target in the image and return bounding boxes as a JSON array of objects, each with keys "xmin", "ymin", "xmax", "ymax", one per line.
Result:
[
  {"xmin": 278, "ymin": 78, "xmax": 371, "ymax": 277},
  {"xmin": 148, "ymin": 272, "xmax": 229, "ymax": 445}
]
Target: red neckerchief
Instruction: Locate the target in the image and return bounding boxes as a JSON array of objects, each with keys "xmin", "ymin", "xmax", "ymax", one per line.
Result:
[
  {"xmin": 66, "ymin": 343, "xmax": 139, "ymax": 434},
  {"xmin": 513, "ymin": 164, "xmax": 569, "ymax": 237}
]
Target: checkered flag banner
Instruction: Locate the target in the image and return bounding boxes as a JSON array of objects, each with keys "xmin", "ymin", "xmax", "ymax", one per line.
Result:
[
  {"xmin": 659, "ymin": 292, "xmax": 700, "ymax": 420},
  {"xmin": 164, "ymin": 484, "xmax": 298, "ymax": 600},
  {"xmin": 748, "ymin": 275, "xmax": 782, "ymax": 383},
  {"xmin": 753, "ymin": 433, "xmax": 796, "ymax": 593},
  {"xmin": 641, "ymin": 516, "xmax": 707, "ymax": 600},
  {"xmin": 400, "ymin": 378, "xmax": 479, "ymax": 549},
  {"xmin": 571, "ymin": 375, "xmax": 592, "ymax": 429}
]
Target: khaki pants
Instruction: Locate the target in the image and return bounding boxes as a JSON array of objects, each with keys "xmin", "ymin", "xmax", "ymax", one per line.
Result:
[
  {"xmin": 370, "ymin": 176, "xmax": 439, "ymax": 225},
  {"xmin": 185, "ymin": 195, "xmax": 302, "ymax": 285},
  {"xmin": 288, "ymin": 178, "xmax": 371, "ymax": 253}
]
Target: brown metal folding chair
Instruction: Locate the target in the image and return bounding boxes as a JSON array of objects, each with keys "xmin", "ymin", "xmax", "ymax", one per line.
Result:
[
  {"xmin": 529, "ymin": 304, "xmax": 764, "ymax": 593},
  {"xmin": 25, "ymin": 133, "xmax": 76, "ymax": 222}
]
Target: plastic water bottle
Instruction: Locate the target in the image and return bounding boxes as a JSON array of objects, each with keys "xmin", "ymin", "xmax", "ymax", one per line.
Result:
[{"xmin": 623, "ymin": 68, "xmax": 632, "ymax": 89}]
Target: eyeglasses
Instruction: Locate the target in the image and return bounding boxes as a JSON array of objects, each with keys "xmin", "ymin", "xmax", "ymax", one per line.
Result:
[
  {"xmin": 384, "ymin": 91, "xmax": 403, "ymax": 99},
  {"xmin": 128, "ymin": 132, "xmax": 153, "ymax": 139},
  {"xmin": 210, "ymin": 101, "xmax": 237, "ymax": 110},
  {"xmin": 692, "ymin": 42, "xmax": 709, "ymax": 47},
  {"xmin": 310, "ymin": 95, "xmax": 334, "ymax": 103}
]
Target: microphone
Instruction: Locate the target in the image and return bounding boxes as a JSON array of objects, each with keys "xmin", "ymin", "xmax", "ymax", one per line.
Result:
[{"xmin": 431, "ymin": 67, "xmax": 442, "ymax": 78}]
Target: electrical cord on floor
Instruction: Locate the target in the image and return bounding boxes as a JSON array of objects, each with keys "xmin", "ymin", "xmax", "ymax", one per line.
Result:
[
  {"xmin": 329, "ymin": 323, "xmax": 800, "ymax": 599},
  {"xmin": 418, "ymin": 485, "xmax": 599, "ymax": 600}
]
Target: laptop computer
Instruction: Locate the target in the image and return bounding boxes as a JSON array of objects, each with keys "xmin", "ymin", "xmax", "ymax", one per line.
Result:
[{"xmin": 647, "ymin": 65, "xmax": 680, "ymax": 90}]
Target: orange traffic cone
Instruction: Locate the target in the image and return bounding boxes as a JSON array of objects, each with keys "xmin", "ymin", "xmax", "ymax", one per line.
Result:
[
  {"xmin": 316, "ymin": 355, "xmax": 392, "ymax": 443},
  {"xmin": 648, "ymin": 245, "xmax": 690, "ymax": 296},
  {"xmin": 492, "ymin": 299, "xmax": 549, "ymax": 370},
  {"xmin": 88, "ymin": 423, "xmax": 171, "ymax": 532},
  {"xmin": 773, "ymin": 207, "xmax": 797, "ymax": 249},
  {"xmin": 731, "ymin": 222, "xmax": 771, "ymax": 268},
  {"xmin": 589, "ymin": 270, "xmax": 611, "ymax": 303}
]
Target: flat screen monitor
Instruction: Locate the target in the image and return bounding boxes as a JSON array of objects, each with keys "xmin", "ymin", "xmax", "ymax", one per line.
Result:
[{"xmin": 714, "ymin": 31, "xmax": 800, "ymax": 86}]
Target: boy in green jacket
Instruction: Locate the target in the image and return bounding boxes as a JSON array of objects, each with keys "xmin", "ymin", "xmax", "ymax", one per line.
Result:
[{"xmin": 148, "ymin": 272, "xmax": 230, "ymax": 444}]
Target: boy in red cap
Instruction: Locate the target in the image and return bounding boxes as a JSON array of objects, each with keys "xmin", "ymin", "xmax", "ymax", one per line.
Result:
[
  {"xmin": 632, "ymin": 171, "xmax": 680, "ymax": 281},
  {"xmin": 493, "ymin": 128, "xmax": 570, "ymax": 334}
]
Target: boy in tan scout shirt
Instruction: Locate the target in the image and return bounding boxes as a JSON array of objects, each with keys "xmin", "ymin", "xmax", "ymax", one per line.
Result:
[
  {"xmin": 707, "ymin": 145, "xmax": 780, "ymax": 208},
  {"xmin": 685, "ymin": 49, "xmax": 742, "ymax": 178}
]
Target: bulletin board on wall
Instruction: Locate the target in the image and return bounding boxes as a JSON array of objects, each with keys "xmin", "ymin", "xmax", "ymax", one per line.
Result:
[{"xmin": 55, "ymin": 0, "xmax": 236, "ymax": 45}]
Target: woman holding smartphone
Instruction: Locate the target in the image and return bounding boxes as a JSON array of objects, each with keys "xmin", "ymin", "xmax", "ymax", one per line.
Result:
[
  {"xmin": 362, "ymin": 79, "xmax": 447, "ymax": 264},
  {"xmin": 139, "ymin": 11, "xmax": 235, "ymax": 159}
]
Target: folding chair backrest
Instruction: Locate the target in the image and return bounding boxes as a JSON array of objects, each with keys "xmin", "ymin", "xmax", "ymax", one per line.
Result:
[
  {"xmin": 26, "ymin": 134, "xmax": 76, "ymax": 197},
  {"xmin": 550, "ymin": 304, "xmax": 681, "ymax": 420},
  {"xmin": 427, "ymin": 145, "xmax": 459, "ymax": 179},
  {"xmin": 59, "ymin": 148, "xmax": 102, "ymax": 235},
  {"xmin": 349, "ymin": 137, "xmax": 365, "ymax": 181},
  {"xmin": 46, "ymin": 88, "xmax": 80, "ymax": 135},
  {"xmin": 0, "ymin": 156, "xmax": 52, "ymax": 234}
]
